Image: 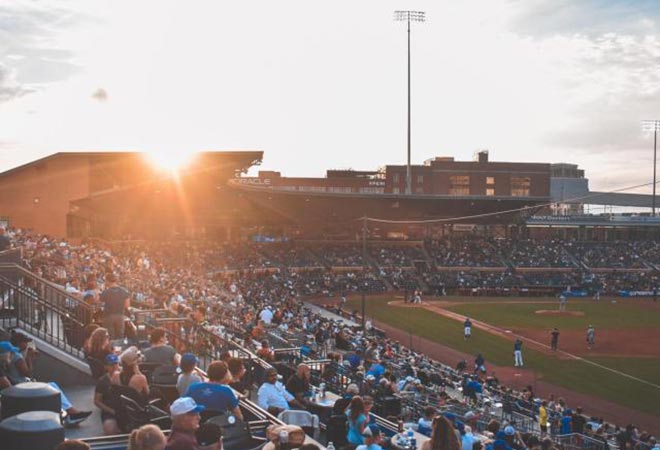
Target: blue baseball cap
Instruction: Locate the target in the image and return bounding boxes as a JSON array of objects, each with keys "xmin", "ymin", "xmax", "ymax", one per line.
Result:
[
  {"xmin": 105, "ymin": 354, "xmax": 119, "ymax": 365},
  {"xmin": 181, "ymin": 352, "xmax": 198, "ymax": 365},
  {"xmin": 0, "ymin": 341, "xmax": 20, "ymax": 354}
]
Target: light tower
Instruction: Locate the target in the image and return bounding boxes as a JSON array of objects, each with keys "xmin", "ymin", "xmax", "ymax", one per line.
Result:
[
  {"xmin": 394, "ymin": 10, "xmax": 425, "ymax": 195},
  {"xmin": 642, "ymin": 120, "xmax": 660, "ymax": 216}
]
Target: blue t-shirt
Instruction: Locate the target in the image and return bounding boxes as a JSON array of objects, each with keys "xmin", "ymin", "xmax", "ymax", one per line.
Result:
[
  {"xmin": 514, "ymin": 341, "xmax": 522, "ymax": 351},
  {"xmin": 347, "ymin": 353, "xmax": 361, "ymax": 369},
  {"xmin": 366, "ymin": 363, "xmax": 385, "ymax": 380},
  {"xmin": 346, "ymin": 410, "xmax": 367, "ymax": 445},
  {"xmin": 467, "ymin": 380, "xmax": 482, "ymax": 394},
  {"xmin": 185, "ymin": 382, "xmax": 239, "ymax": 413},
  {"xmin": 560, "ymin": 416, "xmax": 572, "ymax": 434}
]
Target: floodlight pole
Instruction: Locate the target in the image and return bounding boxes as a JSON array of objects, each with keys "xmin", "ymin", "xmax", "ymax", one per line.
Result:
[
  {"xmin": 361, "ymin": 216, "xmax": 367, "ymax": 333},
  {"xmin": 643, "ymin": 120, "xmax": 660, "ymax": 216},
  {"xmin": 394, "ymin": 11, "xmax": 425, "ymax": 195}
]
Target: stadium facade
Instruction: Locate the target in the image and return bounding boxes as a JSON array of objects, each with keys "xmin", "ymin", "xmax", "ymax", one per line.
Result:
[{"xmin": 1, "ymin": 150, "xmax": 659, "ymax": 239}]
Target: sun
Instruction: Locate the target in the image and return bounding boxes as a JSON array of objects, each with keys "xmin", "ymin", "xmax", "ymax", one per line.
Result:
[{"xmin": 145, "ymin": 150, "xmax": 195, "ymax": 175}]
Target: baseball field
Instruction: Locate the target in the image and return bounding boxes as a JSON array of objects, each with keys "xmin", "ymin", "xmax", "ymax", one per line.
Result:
[{"xmin": 343, "ymin": 295, "xmax": 660, "ymax": 425}]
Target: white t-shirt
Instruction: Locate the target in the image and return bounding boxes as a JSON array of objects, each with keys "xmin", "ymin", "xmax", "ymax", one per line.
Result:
[{"xmin": 260, "ymin": 308, "xmax": 274, "ymax": 324}]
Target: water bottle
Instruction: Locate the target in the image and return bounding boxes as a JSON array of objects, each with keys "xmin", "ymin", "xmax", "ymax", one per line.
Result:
[
  {"xmin": 279, "ymin": 429, "xmax": 289, "ymax": 448},
  {"xmin": 327, "ymin": 442, "xmax": 335, "ymax": 450},
  {"xmin": 407, "ymin": 427, "xmax": 414, "ymax": 449}
]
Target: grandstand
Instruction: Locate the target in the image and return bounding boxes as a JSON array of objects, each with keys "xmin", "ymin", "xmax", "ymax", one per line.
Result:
[{"xmin": 1, "ymin": 151, "xmax": 660, "ymax": 450}]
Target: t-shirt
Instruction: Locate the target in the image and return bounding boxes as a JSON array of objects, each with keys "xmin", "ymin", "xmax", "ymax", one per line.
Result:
[
  {"xmin": 100, "ymin": 286, "xmax": 130, "ymax": 315},
  {"xmin": 346, "ymin": 410, "xmax": 367, "ymax": 445},
  {"xmin": 539, "ymin": 406, "xmax": 548, "ymax": 425},
  {"xmin": 572, "ymin": 414, "xmax": 586, "ymax": 433},
  {"xmin": 8, "ymin": 352, "xmax": 29, "ymax": 384},
  {"xmin": 285, "ymin": 374, "xmax": 309, "ymax": 398},
  {"xmin": 185, "ymin": 382, "xmax": 239, "ymax": 413},
  {"xmin": 551, "ymin": 331, "xmax": 560, "ymax": 342},
  {"xmin": 177, "ymin": 372, "xmax": 203, "ymax": 396},
  {"xmin": 462, "ymin": 433, "xmax": 477, "ymax": 450},
  {"xmin": 166, "ymin": 428, "xmax": 201, "ymax": 450},
  {"xmin": 560, "ymin": 416, "xmax": 572, "ymax": 434},
  {"xmin": 95, "ymin": 374, "xmax": 118, "ymax": 414},
  {"xmin": 366, "ymin": 363, "xmax": 385, "ymax": 380},
  {"xmin": 143, "ymin": 345, "xmax": 177, "ymax": 365}
]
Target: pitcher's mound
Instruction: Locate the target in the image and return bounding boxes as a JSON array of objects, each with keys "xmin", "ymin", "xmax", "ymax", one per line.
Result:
[{"xmin": 535, "ymin": 310, "xmax": 585, "ymax": 317}]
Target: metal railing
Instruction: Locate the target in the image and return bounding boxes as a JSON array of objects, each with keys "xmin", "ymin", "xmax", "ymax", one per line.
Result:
[{"xmin": 0, "ymin": 263, "xmax": 95, "ymax": 359}]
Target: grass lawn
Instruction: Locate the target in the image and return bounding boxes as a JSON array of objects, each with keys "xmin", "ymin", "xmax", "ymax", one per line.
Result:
[
  {"xmin": 440, "ymin": 297, "xmax": 660, "ymax": 330},
  {"xmin": 347, "ymin": 296, "xmax": 660, "ymax": 416}
]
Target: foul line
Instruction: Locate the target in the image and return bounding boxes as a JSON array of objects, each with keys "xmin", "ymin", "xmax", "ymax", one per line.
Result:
[{"xmin": 396, "ymin": 300, "xmax": 660, "ymax": 391}]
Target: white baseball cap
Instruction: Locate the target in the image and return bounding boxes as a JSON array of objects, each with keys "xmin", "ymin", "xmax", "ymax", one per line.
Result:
[{"xmin": 170, "ymin": 397, "xmax": 205, "ymax": 416}]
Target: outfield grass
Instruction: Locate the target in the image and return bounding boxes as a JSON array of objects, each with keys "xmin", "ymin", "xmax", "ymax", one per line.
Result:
[
  {"xmin": 441, "ymin": 298, "xmax": 660, "ymax": 330},
  {"xmin": 347, "ymin": 297, "xmax": 660, "ymax": 416}
]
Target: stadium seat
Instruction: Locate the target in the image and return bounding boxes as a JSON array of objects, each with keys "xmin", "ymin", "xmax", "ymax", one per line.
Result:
[{"xmin": 277, "ymin": 410, "xmax": 320, "ymax": 440}]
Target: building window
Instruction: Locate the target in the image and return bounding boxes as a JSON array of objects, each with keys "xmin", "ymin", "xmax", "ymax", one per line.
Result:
[
  {"xmin": 486, "ymin": 188, "xmax": 495, "ymax": 196},
  {"xmin": 486, "ymin": 176, "xmax": 495, "ymax": 185},
  {"xmin": 449, "ymin": 175, "xmax": 470, "ymax": 196},
  {"xmin": 393, "ymin": 187, "xmax": 400, "ymax": 194},
  {"xmin": 393, "ymin": 173, "xmax": 400, "ymax": 183},
  {"xmin": 417, "ymin": 175, "xmax": 424, "ymax": 184},
  {"xmin": 511, "ymin": 177, "xmax": 531, "ymax": 196}
]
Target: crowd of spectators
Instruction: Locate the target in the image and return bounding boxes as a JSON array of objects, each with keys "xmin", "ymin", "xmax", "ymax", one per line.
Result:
[
  {"xmin": 2, "ymin": 227, "xmax": 659, "ymax": 450},
  {"xmin": 495, "ymin": 239, "xmax": 577, "ymax": 268},
  {"xmin": 427, "ymin": 238, "xmax": 504, "ymax": 267}
]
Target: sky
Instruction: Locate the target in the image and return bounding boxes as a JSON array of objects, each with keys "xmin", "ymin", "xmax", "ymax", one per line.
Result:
[{"xmin": 1, "ymin": 0, "xmax": 659, "ymax": 195}]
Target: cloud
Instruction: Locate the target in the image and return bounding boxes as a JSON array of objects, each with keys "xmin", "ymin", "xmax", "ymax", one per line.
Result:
[
  {"xmin": 509, "ymin": 0, "xmax": 659, "ymax": 37},
  {"xmin": 91, "ymin": 87, "xmax": 108, "ymax": 102},
  {"xmin": 0, "ymin": 1, "xmax": 87, "ymax": 103},
  {"xmin": 0, "ymin": 63, "xmax": 32, "ymax": 102}
]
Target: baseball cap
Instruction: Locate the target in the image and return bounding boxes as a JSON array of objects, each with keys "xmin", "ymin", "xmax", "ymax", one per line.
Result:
[
  {"xmin": 170, "ymin": 397, "xmax": 205, "ymax": 416},
  {"xmin": 365, "ymin": 374, "xmax": 376, "ymax": 381},
  {"xmin": 0, "ymin": 341, "xmax": 20, "ymax": 354},
  {"xmin": 464, "ymin": 411, "xmax": 477, "ymax": 420},
  {"xmin": 504, "ymin": 425, "xmax": 516, "ymax": 436},
  {"xmin": 362, "ymin": 424, "xmax": 381, "ymax": 438},
  {"xmin": 105, "ymin": 354, "xmax": 119, "ymax": 365},
  {"xmin": 120, "ymin": 346, "xmax": 142, "ymax": 366},
  {"xmin": 10, "ymin": 332, "xmax": 32, "ymax": 345},
  {"xmin": 181, "ymin": 352, "xmax": 198, "ymax": 365}
]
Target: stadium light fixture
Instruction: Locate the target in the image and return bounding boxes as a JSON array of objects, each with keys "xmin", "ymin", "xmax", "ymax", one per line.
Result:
[
  {"xmin": 394, "ymin": 10, "xmax": 426, "ymax": 195},
  {"xmin": 642, "ymin": 120, "xmax": 660, "ymax": 216}
]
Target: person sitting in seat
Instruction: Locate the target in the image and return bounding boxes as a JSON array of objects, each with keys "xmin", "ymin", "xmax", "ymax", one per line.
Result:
[
  {"xmin": 85, "ymin": 327, "xmax": 113, "ymax": 362},
  {"xmin": 333, "ymin": 383, "xmax": 359, "ymax": 415},
  {"xmin": 112, "ymin": 346, "xmax": 149, "ymax": 398},
  {"xmin": 143, "ymin": 328, "xmax": 180, "ymax": 366},
  {"xmin": 128, "ymin": 424, "xmax": 167, "ymax": 450},
  {"xmin": 94, "ymin": 354, "xmax": 122, "ymax": 435},
  {"xmin": 185, "ymin": 360, "xmax": 243, "ymax": 421},
  {"xmin": 165, "ymin": 397, "xmax": 206, "ymax": 450},
  {"xmin": 176, "ymin": 353, "xmax": 204, "ymax": 396},
  {"xmin": 257, "ymin": 367, "xmax": 303, "ymax": 416},
  {"xmin": 356, "ymin": 424, "xmax": 384, "ymax": 450},
  {"xmin": 286, "ymin": 363, "xmax": 313, "ymax": 407},
  {"xmin": 7, "ymin": 331, "xmax": 36, "ymax": 384},
  {"xmin": 227, "ymin": 357, "xmax": 248, "ymax": 396},
  {"xmin": 256, "ymin": 340, "xmax": 275, "ymax": 362},
  {"xmin": 0, "ymin": 341, "xmax": 91, "ymax": 426}
]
